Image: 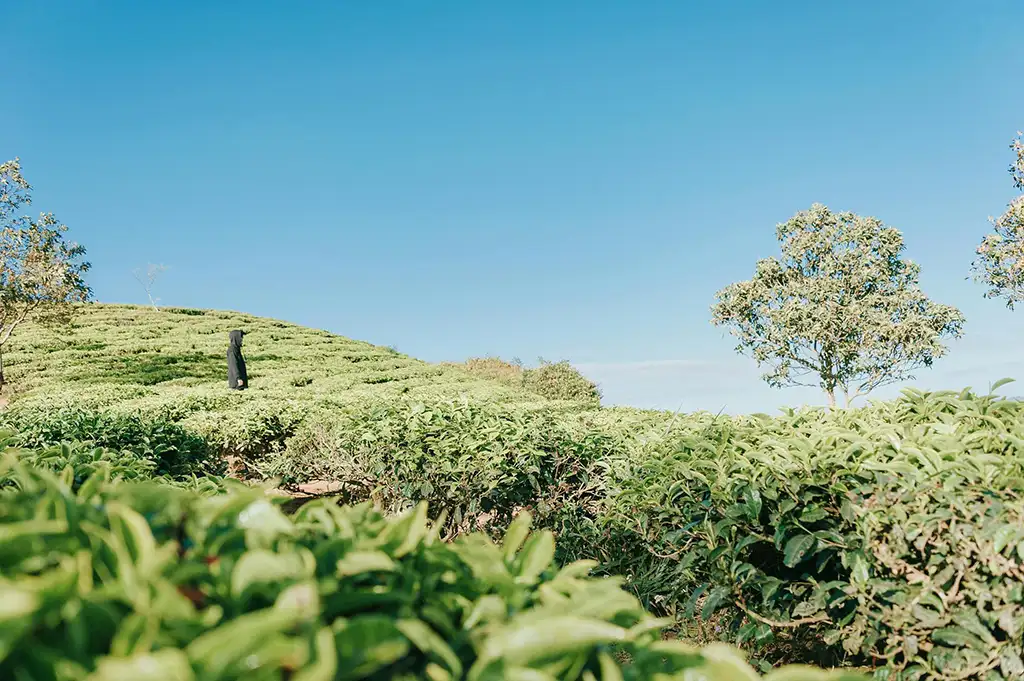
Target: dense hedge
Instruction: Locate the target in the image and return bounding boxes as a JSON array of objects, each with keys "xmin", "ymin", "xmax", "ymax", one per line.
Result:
[
  {"xmin": 451, "ymin": 358, "xmax": 603, "ymax": 406},
  {"xmin": 264, "ymin": 387, "xmax": 1024, "ymax": 679},
  {"xmin": 6, "ymin": 383, "xmax": 1021, "ymax": 679},
  {"xmin": 0, "ymin": 443, "xmax": 860, "ymax": 680},
  {"xmin": 263, "ymin": 399, "xmax": 628, "ymax": 538},
  {"xmin": 597, "ymin": 387, "xmax": 1024, "ymax": 678},
  {"xmin": 0, "ymin": 429, "xmax": 229, "ymax": 494},
  {"xmin": 0, "ymin": 406, "xmax": 224, "ymax": 478}
]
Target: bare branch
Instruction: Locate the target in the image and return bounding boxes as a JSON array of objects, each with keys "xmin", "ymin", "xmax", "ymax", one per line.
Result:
[{"xmin": 132, "ymin": 263, "xmax": 168, "ymax": 310}]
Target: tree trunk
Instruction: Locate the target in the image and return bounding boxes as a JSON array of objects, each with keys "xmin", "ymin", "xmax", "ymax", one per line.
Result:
[{"xmin": 825, "ymin": 388, "xmax": 836, "ymax": 407}]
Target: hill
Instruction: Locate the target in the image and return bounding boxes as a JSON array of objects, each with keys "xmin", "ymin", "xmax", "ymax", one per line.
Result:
[
  {"xmin": 7, "ymin": 303, "xmax": 551, "ymax": 404},
  {"xmin": 5, "ymin": 303, "xmax": 1024, "ymax": 677},
  {"xmin": 1, "ymin": 304, "xmax": 610, "ymax": 462}
]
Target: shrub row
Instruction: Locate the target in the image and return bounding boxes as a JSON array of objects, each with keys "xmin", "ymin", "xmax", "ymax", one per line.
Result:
[
  {"xmin": 263, "ymin": 399, "xmax": 630, "ymax": 538},
  {"xmin": 598, "ymin": 387, "xmax": 1024, "ymax": 679},
  {"xmin": 0, "ymin": 406, "xmax": 224, "ymax": 478},
  {"xmin": 453, "ymin": 357, "xmax": 603, "ymax": 406},
  {"xmin": 0, "ymin": 430, "xmax": 229, "ymax": 495},
  {"xmin": 0, "ymin": 443, "xmax": 859, "ymax": 680},
  {"xmin": 263, "ymin": 388, "xmax": 1024, "ymax": 679},
  {"xmin": 9, "ymin": 384, "xmax": 1022, "ymax": 679}
]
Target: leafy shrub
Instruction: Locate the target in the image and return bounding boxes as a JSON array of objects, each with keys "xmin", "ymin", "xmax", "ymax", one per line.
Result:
[
  {"xmin": 842, "ymin": 480, "xmax": 1024, "ymax": 680},
  {"xmin": 455, "ymin": 357, "xmax": 602, "ymax": 406},
  {"xmin": 192, "ymin": 399, "xmax": 306, "ymax": 471},
  {"xmin": 458, "ymin": 357, "xmax": 525, "ymax": 384},
  {"xmin": 0, "ymin": 461, "xmax": 860, "ymax": 680},
  {"xmin": 7, "ymin": 303, "xmax": 572, "ymax": 461},
  {"xmin": 0, "ymin": 433, "xmax": 157, "ymax": 489},
  {"xmin": 522, "ymin": 360, "xmax": 602, "ymax": 405},
  {"xmin": 595, "ymin": 387, "xmax": 1024, "ymax": 677},
  {"xmin": 265, "ymin": 399, "xmax": 623, "ymax": 538},
  {"xmin": 0, "ymin": 436, "xmax": 229, "ymax": 495},
  {"xmin": 0, "ymin": 407, "xmax": 223, "ymax": 478}
]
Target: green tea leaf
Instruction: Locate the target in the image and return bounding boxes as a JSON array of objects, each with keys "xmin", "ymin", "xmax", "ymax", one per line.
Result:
[
  {"xmin": 290, "ymin": 626, "xmax": 338, "ymax": 681},
  {"xmin": 335, "ymin": 550, "xmax": 397, "ymax": 578},
  {"xmin": 502, "ymin": 511, "xmax": 533, "ymax": 562},
  {"xmin": 396, "ymin": 618, "xmax": 463, "ymax": 677},
  {"xmin": 474, "ymin": 617, "xmax": 626, "ymax": 670},
  {"xmin": 86, "ymin": 649, "xmax": 196, "ymax": 681},
  {"xmin": 232, "ymin": 549, "xmax": 312, "ymax": 597},
  {"xmin": 783, "ymin": 534, "xmax": 816, "ymax": 568},
  {"xmin": 516, "ymin": 530, "xmax": 555, "ymax": 583}
]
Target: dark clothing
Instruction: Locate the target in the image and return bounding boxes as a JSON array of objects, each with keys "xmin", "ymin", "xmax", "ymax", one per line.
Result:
[{"xmin": 227, "ymin": 330, "xmax": 248, "ymax": 390}]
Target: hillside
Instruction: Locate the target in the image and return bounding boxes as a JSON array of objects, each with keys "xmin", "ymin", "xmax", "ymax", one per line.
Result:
[
  {"xmin": 6, "ymin": 302, "xmax": 1024, "ymax": 678},
  {"xmin": 7, "ymin": 304, "xmax": 557, "ymax": 402},
  {"xmin": 2, "ymin": 304, "xmax": 592, "ymax": 455}
]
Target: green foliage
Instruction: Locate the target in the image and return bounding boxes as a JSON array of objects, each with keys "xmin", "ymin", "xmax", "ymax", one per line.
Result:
[
  {"xmin": 0, "ymin": 434, "xmax": 157, "ymax": 489},
  {"xmin": 89, "ymin": 351, "xmax": 224, "ymax": 385},
  {"xmin": 0, "ymin": 406, "xmax": 224, "ymax": 478},
  {"xmin": 4, "ymin": 305, "xmax": 583, "ymax": 464},
  {"xmin": 523, "ymin": 360, "xmax": 602, "ymax": 405},
  {"xmin": 0, "ymin": 455, "xmax": 858, "ymax": 680},
  {"xmin": 844, "ymin": 481, "xmax": 1024, "ymax": 680},
  {"xmin": 972, "ymin": 131, "xmax": 1024, "ymax": 308},
  {"xmin": 264, "ymin": 398, "xmax": 623, "ymax": 537},
  {"xmin": 0, "ymin": 157, "xmax": 92, "ymax": 386},
  {"xmin": 596, "ymin": 387, "xmax": 1024, "ymax": 678},
  {"xmin": 711, "ymin": 203, "xmax": 964, "ymax": 406},
  {"xmin": 2, "ymin": 302, "xmax": 1018, "ymax": 679},
  {"xmin": 454, "ymin": 357, "xmax": 601, "ymax": 405}
]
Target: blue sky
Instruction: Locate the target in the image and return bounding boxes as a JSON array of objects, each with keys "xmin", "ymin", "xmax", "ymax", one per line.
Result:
[{"xmin": 2, "ymin": 1, "xmax": 1023, "ymax": 413}]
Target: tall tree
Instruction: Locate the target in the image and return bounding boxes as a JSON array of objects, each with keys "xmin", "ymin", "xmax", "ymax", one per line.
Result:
[
  {"xmin": 711, "ymin": 203, "xmax": 964, "ymax": 407},
  {"xmin": 972, "ymin": 132, "xmax": 1024, "ymax": 307},
  {"xmin": 0, "ymin": 158, "xmax": 92, "ymax": 388}
]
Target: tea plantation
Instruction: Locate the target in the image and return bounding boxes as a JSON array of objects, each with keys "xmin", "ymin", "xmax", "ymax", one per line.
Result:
[{"xmin": 2, "ymin": 304, "xmax": 1022, "ymax": 680}]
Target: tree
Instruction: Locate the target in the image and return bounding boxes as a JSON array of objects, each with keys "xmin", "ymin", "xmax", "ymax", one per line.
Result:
[
  {"xmin": 133, "ymin": 263, "xmax": 168, "ymax": 309},
  {"xmin": 710, "ymin": 203, "xmax": 964, "ymax": 407},
  {"xmin": 971, "ymin": 132, "xmax": 1024, "ymax": 307},
  {"xmin": 0, "ymin": 158, "xmax": 91, "ymax": 389}
]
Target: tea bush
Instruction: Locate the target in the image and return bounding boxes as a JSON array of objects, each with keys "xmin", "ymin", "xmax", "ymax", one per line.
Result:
[
  {"xmin": 0, "ymin": 451, "xmax": 861, "ymax": 681},
  {"xmin": 522, "ymin": 360, "xmax": 602, "ymax": 405},
  {"xmin": 594, "ymin": 387, "xmax": 1024, "ymax": 678},
  {"xmin": 5, "ymin": 302, "xmax": 1020, "ymax": 678},
  {"xmin": 4, "ymin": 304, "xmax": 606, "ymax": 467},
  {"xmin": 0, "ymin": 405, "xmax": 224, "ymax": 477},
  {"xmin": 843, "ymin": 479, "xmax": 1024, "ymax": 680},
  {"xmin": 5, "ymin": 303, "xmax": 577, "ymax": 430},
  {"xmin": 264, "ymin": 398, "xmax": 629, "ymax": 538},
  {"xmin": 453, "ymin": 357, "xmax": 603, "ymax": 406},
  {"xmin": 0, "ymin": 432, "xmax": 229, "ymax": 494},
  {"xmin": 0, "ymin": 433, "xmax": 157, "ymax": 488}
]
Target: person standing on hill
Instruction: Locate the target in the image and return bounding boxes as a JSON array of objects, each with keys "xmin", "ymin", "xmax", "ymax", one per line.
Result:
[{"xmin": 227, "ymin": 330, "xmax": 248, "ymax": 390}]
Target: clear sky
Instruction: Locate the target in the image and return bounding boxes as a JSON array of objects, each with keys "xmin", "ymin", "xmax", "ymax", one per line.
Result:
[{"xmin": 2, "ymin": 1, "xmax": 1023, "ymax": 414}]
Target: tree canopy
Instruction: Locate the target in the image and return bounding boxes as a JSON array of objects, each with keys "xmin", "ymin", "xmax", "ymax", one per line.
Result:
[
  {"xmin": 0, "ymin": 158, "xmax": 92, "ymax": 385},
  {"xmin": 711, "ymin": 203, "xmax": 965, "ymax": 407},
  {"xmin": 972, "ymin": 132, "xmax": 1024, "ymax": 308}
]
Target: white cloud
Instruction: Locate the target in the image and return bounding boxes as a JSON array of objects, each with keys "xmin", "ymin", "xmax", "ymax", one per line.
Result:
[
  {"xmin": 573, "ymin": 352, "xmax": 1024, "ymax": 415},
  {"xmin": 572, "ymin": 359, "xmax": 717, "ymax": 373},
  {"xmin": 572, "ymin": 357, "xmax": 783, "ymax": 413}
]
